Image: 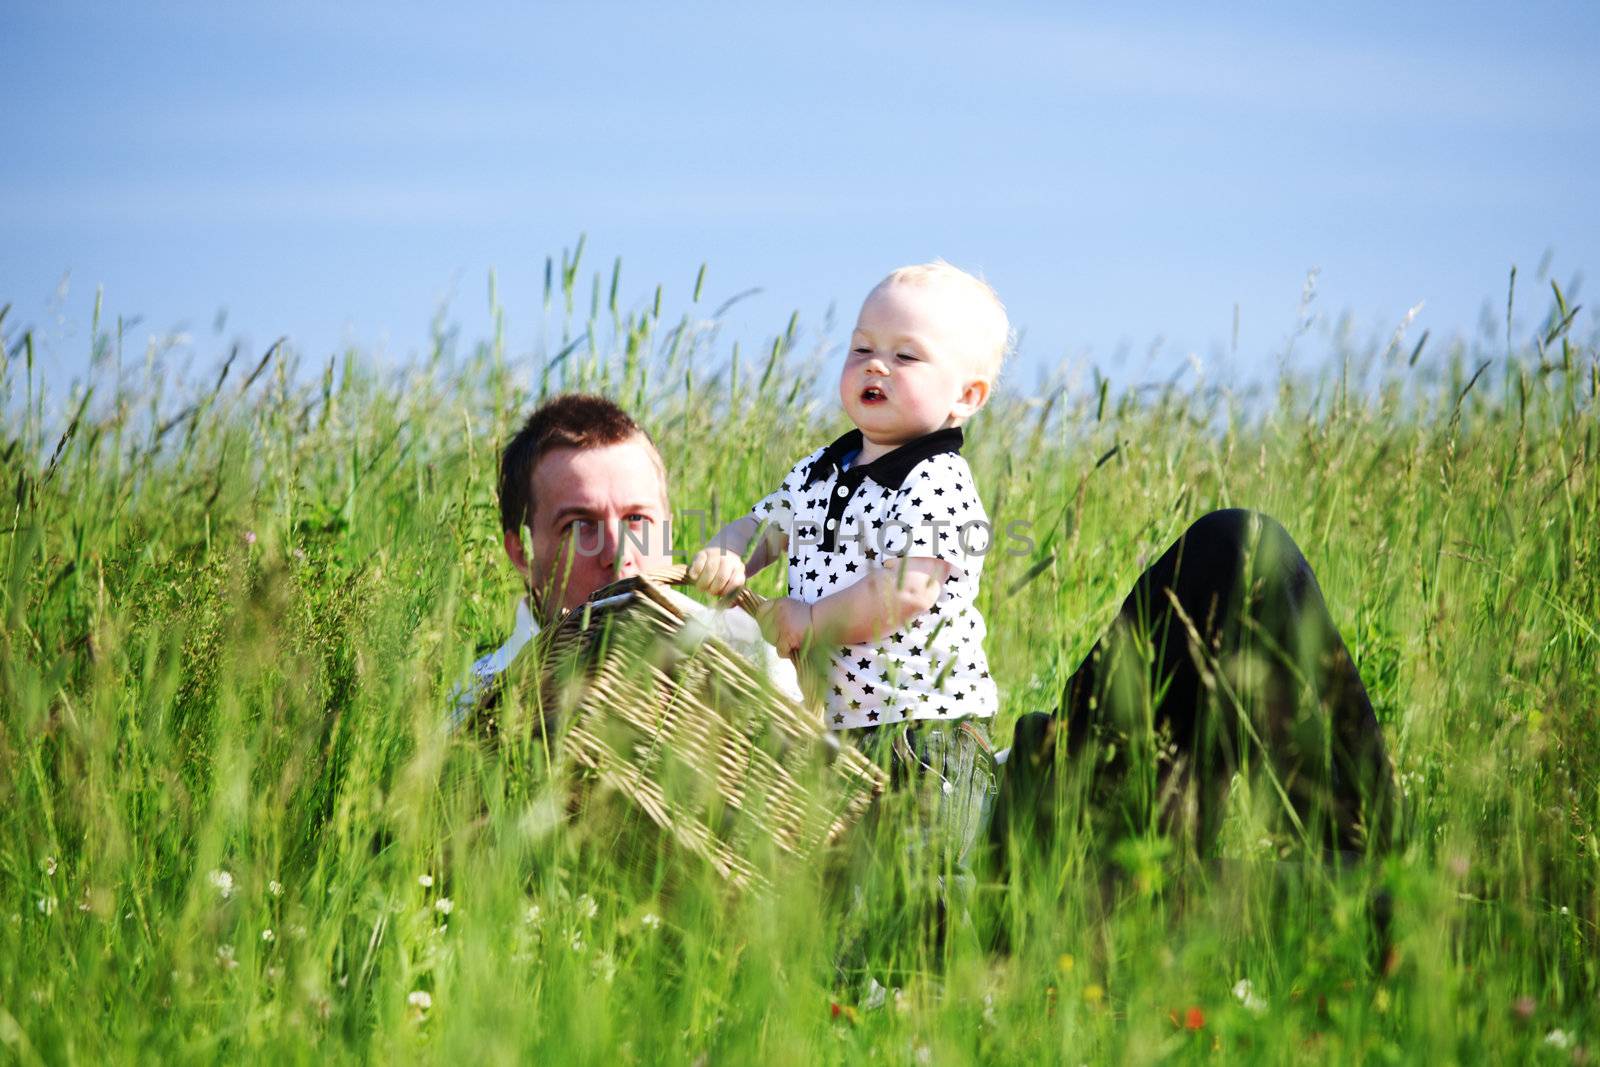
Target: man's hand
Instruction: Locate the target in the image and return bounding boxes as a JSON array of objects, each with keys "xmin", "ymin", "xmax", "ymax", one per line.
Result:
[
  {"xmin": 687, "ymin": 545, "xmax": 747, "ymax": 597},
  {"xmin": 756, "ymin": 597, "xmax": 813, "ymax": 660}
]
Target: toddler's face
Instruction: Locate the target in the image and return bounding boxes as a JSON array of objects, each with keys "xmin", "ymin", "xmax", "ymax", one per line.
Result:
[{"xmin": 839, "ymin": 281, "xmax": 992, "ymax": 451}]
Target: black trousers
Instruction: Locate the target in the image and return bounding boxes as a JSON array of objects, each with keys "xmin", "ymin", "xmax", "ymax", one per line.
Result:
[{"xmin": 991, "ymin": 509, "xmax": 1398, "ymax": 864}]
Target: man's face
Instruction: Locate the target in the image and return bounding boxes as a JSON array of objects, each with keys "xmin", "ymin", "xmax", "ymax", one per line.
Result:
[{"xmin": 506, "ymin": 436, "xmax": 672, "ymax": 613}]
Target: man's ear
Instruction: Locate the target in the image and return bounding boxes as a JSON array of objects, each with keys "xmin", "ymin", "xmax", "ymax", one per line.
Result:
[
  {"xmin": 503, "ymin": 529, "xmax": 533, "ymax": 583},
  {"xmin": 951, "ymin": 376, "xmax": 992, "ymax": 421}
]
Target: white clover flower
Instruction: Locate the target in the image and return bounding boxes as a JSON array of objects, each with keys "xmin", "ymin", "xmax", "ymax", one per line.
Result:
[
  {"xmin": 418, "ymin": 874, "xmax": 434, "ymax": 888},
  {"xmin": 434, "ymin": 897, "xmax": 453, "ymax": 916},
  {"xmin": 862, "ymin": 979, "xmax": 887, "ymax": 1012},
  {"xmin": 216, "ymin": 944, "xmax": 238, "ymax": 971},
  {"xmin": 43, "ymin": 856, "xmax": 57, "ymax": 877},
  {"xmin": 407, "ymin": 990, "xmax": 432, "ymax": 1011},
  {"xmin": 1233, "ymin": 978, "xmax": 1267, "ymax": 1014},
  {"xmin": 524, "ymin": 904, "xmax": 543, "ymax": 926},
  {"xmin": 1546, "ymin": 1029, "xmax": 1572, "ymax": 1049},
  {"xmin": 570, "ymin": 931, "xmax": 585, "ymax": 953},
  {"xmin": 640, "ymin": 912, "xmax": 661, "ymax": 930},
  {"xmin": 577, "ymin": 894, "xmax": 598, "ymax": 920},
  {"xmin": 37, "ymin": 896, "xmax": 57, "ymax": 916},
  {"xmin": 261, "ymin": 928, "xmax": 275, "ymax": 943},
  {"xmin": 268, "ymin": 879, "xmax": 283, "ymax": 897},
  {"xmin": 207, "ymin": 869, "xmax": 235, "ymax": 899}
]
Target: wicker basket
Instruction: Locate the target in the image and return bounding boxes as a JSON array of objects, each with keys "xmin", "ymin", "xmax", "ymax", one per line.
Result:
[{"xmin": 536, "ymin": 565, "xmax": 885, "ymax": 892}]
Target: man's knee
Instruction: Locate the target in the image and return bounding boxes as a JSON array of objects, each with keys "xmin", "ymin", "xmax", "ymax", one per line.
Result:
[
  {"xmin": 1180, "ymin": 508, "xmax": 1288, "ymax": 555},
  {"xmin": 1182, "ymin": 508, "xmax": 1307, "ymax": 577}
]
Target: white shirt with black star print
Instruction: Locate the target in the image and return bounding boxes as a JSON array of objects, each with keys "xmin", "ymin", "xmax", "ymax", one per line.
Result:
[{"xmin": 749, "ymin": 427, "xmax": 998, "ymax": 730}]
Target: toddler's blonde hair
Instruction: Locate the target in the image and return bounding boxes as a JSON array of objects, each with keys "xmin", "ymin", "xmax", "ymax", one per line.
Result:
[{"xmin": 873, "ymin": 259, "xmax": 1011, "ymax": 378}]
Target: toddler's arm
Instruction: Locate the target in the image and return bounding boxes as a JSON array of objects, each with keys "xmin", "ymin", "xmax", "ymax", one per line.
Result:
[
  {"xmin": 688, "ymin": 515, "xmax": 787, "ymax": 596},
  {"xmin": 762, "ymin": 557, "xmax": 949, "ymax": 657}
]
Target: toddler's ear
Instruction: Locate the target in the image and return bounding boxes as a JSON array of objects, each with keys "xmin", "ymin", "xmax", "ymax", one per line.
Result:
[{"xmin": 951, "ymin": 376, "xmax": 992, "ymax": 421}]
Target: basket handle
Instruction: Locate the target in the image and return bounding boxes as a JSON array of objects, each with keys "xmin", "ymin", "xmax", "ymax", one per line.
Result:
[{"xmin": 644, "ymin": 563, "xmax": 768, "ymax": 617}]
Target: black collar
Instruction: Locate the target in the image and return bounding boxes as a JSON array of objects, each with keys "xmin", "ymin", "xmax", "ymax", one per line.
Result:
[{"xmin": 802, "ymin": 426, "xmax": 964, "ymax": 491}]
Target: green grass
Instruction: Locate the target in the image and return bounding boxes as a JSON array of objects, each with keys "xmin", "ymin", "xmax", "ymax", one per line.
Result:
[{"xmin": 1, "ymin": 255, "xmax": 1597, "ymax": 1063}]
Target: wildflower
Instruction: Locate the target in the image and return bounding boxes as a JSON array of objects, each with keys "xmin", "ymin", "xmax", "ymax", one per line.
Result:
[
  {"xmin": 268, "ymin": 880, "xmax": 283, "ymax": 897},
  {"xmin": 265, "ymin": 965, "xmax": 283, "ymax": 982},
  {"xmin": 862, "ymin": 979, "xmax": 887, "ymax": 1012},
  {"xmin": 261, "ymin": 928, "xmax": 275, "ymax": 943},
  {"xmin": 570, "ymin": 932, "xmax": 585, "ymax": 953},
  {"xmin": 524, "ymin": 904, "xmax": 543, "ymax": 926},
  {"xmin": 577, "ymin": 894, "xmax": 598, "ymax": 920},
  {"xmin": 37, "ymin": 896, "xmax": 57, "ymax": 916},
  {"xmin": 43, "ymin": 856, "xmax": 57, "ymax": 877},
  {"xmin": 1083, "ymin": 983, "xmax": 1105, "ymax": 1006},
  {"xmin": 1447, "ymin": 855, "xmax": 1470, "ymax": 879},
  {"xmin": 208, "ymin": 869, "xmax": 235, "ymax": 899},
  {"xmin": 407, "ymin": 990, "xmax": 432, "ymax": 1011},
  {"xmin": 1512, "ymin": 995, "xmax": 1537, "ymax": 1022},
  {"xmin": 1547, "ymin": 1030, "xmax": 1573, "ymax": 1050},
  {"xmin": 243, "ymin": 530, "xmax": 257, "ymax": 545},
  {"xmin": 418, "ymin": 874, "xmax": 434, "ymax": 888},
  {"xmin": 216, "ymin": 944, "xmax": 238, "ymax": 971},
  {"xmin": 434, "ymin": 897, "xmax": 453, "ymax": 916},
  {"xmin": 1184, "ymin": 1006, "xmax": 1206, "ymax": 1031},
  {"xmin": 1056, "ymin": 953, "xmax": 1075, "ymax": 974},
  {"xmin": 1233, "ymin": 978, "xmax": 1267, "ymax": 1014},
  {"xmin": 640, "ymin": 912, "xmax": 661, "ymax": 930},
  {"xmin": 593, "ymin": 951, "xmax": 617, "ymax": 984}
]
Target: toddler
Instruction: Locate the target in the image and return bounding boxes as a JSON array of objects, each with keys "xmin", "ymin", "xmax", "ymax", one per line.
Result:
[{"xmin": 689, "ymin": 261, "xmax": 1007, "ymax": 905}]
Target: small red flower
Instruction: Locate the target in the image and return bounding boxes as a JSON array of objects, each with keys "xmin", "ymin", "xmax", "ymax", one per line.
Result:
[{"xmin": 1185, "ymin": 1006, "xmax": 1206, "ymax": 1031}]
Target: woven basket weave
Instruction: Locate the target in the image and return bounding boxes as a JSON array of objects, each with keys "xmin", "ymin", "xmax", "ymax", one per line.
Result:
[{"xmin": 538, "ymin": 565, "xmax": 885, "ymax": 891}]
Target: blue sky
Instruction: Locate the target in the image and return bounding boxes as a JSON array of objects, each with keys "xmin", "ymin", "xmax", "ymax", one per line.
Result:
[{"xmin": 4, "ymin": 1, "xmax": 1597, "ymax": 392}]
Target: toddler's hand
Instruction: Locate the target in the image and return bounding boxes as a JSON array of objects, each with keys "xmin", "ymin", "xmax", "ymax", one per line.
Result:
[
  {"xmin": 757, "ymin": 597, "xmax": 813, "ymax": 660},
  {"xmin": 687, "ymin": 546, "xmax": 747, "ymax": 597}
]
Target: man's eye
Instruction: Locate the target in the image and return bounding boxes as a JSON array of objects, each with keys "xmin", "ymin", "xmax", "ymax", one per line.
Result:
[{"xmin": 625, "ymin": 514, "xmax": 652, "ymax": 525}]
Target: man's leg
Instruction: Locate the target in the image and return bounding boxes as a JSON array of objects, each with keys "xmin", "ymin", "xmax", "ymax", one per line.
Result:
[{"xmin": 992, "ymin": 509, "xmax": 1397, "ymax": 864}]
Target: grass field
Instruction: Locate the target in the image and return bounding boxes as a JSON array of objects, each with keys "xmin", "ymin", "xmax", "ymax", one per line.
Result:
[{"xmin": 2, "ymin": 257, "xmax": 1597, "ymax": 1063}]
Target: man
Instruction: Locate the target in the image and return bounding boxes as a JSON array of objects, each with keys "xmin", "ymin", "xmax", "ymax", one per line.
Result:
[
  {"xmin": 459, "ymin": 395, "xmax": 1396, "ymax": 876},
  {"xmin": 449, "ymin": 392, "xmax": 798, "ymax": 728}
]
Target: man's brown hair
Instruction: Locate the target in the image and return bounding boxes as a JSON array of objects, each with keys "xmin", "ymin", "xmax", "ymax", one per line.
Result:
[{"xmin": 497, "ymin": 392, "xmax": 658, "ymax": 536}]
